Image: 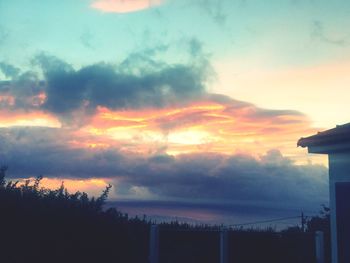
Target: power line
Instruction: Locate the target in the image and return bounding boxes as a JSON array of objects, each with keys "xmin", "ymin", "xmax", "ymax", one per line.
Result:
[
  {"xmin": 158, "ymin": 213, "xmax": 320, "ymax": 231},
  {"xmin": 227, "ymin": 216, "xmax": 301, "ymax": 227}
]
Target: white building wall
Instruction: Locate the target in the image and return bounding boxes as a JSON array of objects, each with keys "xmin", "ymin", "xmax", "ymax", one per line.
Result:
[{"xmin": 328, "ymin": 153, "xmax": 350, "ymax": 263}]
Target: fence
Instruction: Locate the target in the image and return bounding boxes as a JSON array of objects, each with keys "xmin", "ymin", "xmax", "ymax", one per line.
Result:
[{"xmin": 148, "ymin": 225, "xmax": 329, "ymax": 263}]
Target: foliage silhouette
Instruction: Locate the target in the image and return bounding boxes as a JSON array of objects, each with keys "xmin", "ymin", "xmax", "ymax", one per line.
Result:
[
  {"xmin": 0, "ymin": 166, "xmax": 331, "ymax": 263},
  {"xmin": 0, "ymin": 166, "xmax": 149, "ymax": 263}
]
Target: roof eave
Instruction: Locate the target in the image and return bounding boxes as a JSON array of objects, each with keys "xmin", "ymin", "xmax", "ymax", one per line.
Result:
[{"xmin": 305, "ymin": 143, "xmax": 350, "ymax": 154}]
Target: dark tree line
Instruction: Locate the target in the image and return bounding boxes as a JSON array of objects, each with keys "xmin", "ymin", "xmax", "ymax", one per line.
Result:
[
  {"xmin": 0, "ymin": 166, "xmax": 330, "ymax": 263},
  {"xmin": 0, "ymin": 166, "xmax": 150, "ymax": 263}
]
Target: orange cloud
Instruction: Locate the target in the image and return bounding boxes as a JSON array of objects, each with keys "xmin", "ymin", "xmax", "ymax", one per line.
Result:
[
  {"xmin": 71, "ymin": 98, "xmax": 318, "ymax": 163},
  {"xmin": 1, "ymin": 92, "xmax": 320, "ymax": 164},
  {"xmin": 0, "ymin": 110, "xmax": 61, "ymax": 128},
  {"xmin": 0, "ymin": 95, "xmax": 15, "ymax": 106},
  {"xmin": 91, "ymin": 0, "xmax": 163, "ymax": 13}
]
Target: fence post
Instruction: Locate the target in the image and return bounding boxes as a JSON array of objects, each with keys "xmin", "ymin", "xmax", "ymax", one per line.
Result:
[
  {"xmin": 315, "ymin": 231, "xmax": 324, "ymax": 263},
  {"xmin": 149, "ymin": 225, "xmax": 159, "ymax": 263},
  {"xmin": 220, "ymin": 228, "xmax": 228, "ymax": 263}
]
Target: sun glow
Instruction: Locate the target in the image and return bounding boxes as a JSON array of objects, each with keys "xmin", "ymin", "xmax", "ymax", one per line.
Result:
[
  {"xmin": 66, "ymin": 101, "xmax": 319, "ymax": 163},
  {"xmin": 34, "ymin": 177, "xmax": 111, "ymax": 197},
  {"xmin": 0, "ymin": 111, "xmax": 61, "ymax": 128},
  {"xmin": 0, "ymin": 99, "xmax": 319, "ymax": 164},
  {"xmin": 168, "ymin": 130, "xmax": 213, "ymax": 145}
]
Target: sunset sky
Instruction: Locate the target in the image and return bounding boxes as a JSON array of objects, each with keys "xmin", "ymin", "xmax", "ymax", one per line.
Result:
[{"xmin": 1, "ymin": 0, "xmax": 348, "ymax": 224}]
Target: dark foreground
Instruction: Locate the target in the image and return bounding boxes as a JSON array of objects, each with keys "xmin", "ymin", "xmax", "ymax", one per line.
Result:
[{"xmin": 0, "ymin": 167, "xmax": 330, "ymax": 263}]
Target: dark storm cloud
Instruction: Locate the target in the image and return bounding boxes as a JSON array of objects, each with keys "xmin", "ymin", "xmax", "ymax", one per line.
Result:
[
  {"xmin": 0, "ymin": 127, "xmax": 127, "ymax": 178},
  {"xmin": 32, "ymin": 54, "xmax": 208, "ymax": 115},
  {"xmin": 0, "ymin": 51, "xmax": 209, "ymax": 123},
  {"xmin": 122, "ymin": 150, "xmax": 328, "ymax": 209},
  {"xmin": 0, "ymin": 68, "xmax": 45, "ymax": 109},
  {"xmin": 1, "ymin": 127, "xmax": 328, "ymax": 210}
]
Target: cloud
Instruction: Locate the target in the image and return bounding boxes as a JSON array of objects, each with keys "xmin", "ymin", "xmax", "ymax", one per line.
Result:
[
  {"xmin": 119, "ymin": 150, "xmax": 328, "ymax": 209},
  {"xmin": 311, "ymin": 20, "xmax": 350, "ymax": 46},
  {"xmin": 0, "ymin": 62, "xmax": 20, "ymax": 79},
  {"xmin": 80, "ymin": 29, "xmax": 95, "ymax": 50},
  {"xmin": 91, "ymin": 0, "xmax": 163, "ymax": 13},
  {"xmin": 0, "ymin": 70, "xmax": 46, "ymax": 110},
  {"xmin": 1, "ymin": 54, "xmax": 308, "ymax": 129},
  {"xmin": 0, "ymin": 126, "xmax": 328, "ymax": 212},
  {"xmin": 0, "ymin": 110, "xmax": 60, "ymax": 128},
  {"xmin": 77, "ymin": 91, "xmax": 314, "ymax": 159},
  {"xmin": 0, "ymin": 54, "xmax": 316, "ymax": 160},
  {"xmin": 0, "ymin": 53, "xmax": 209, "ymax": 124},
  {"xmin": 0, "ymin": 49, "xmax": 326, "ymax": 213},
  {"xmin": 30, "ymin": 54, "xmax": 207, "ymax": 120},
  {"xmin": 179, "ymin": 0, "xmax": 228, "ymax": 26},
  {"xmin": 0, "ymin": 127, "xmax": 126, "ymax": 178},
  {"xmin": 196, "ymin": 0, "xmax": 227, "ymax": 25}
]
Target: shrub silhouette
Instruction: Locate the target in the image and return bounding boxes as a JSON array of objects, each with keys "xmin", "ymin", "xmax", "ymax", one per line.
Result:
[
  {"xmin": 0, "ymin": 166, "xmax": 330, "ymax": 263},
  {"xmin": 0, "ymin": 166, "xmax": 149, "ymax": 263}
]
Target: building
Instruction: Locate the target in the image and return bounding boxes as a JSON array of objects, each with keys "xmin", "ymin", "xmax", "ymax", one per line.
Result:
[{"xmin": 298, "ymin": 123, "xmax": 350, "ymax": 263}]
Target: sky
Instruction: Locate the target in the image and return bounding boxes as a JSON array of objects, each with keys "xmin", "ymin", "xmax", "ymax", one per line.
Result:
[{"xmin": 1, "ymin": 0, "xmax": 348, "ymax": 224}]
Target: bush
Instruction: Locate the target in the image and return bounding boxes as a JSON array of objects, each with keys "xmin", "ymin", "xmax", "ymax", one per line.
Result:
[{"xmin": 0, "ymin": 166, "xmax": 149, "ymax": 263}]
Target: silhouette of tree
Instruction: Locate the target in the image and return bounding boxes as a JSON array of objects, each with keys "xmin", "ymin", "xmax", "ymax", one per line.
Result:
[
  {"xmin": 307, "ymin": 205, "xmax": 330, "ymax": 233},
  {"xmin": 0, "ymin": 166, "xmax": 328, "ymax": 263},
  {"xmin": 0, "ymin": 166, "xmax": 150, "ymax": 263}
]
